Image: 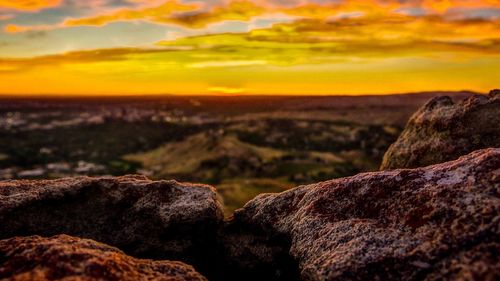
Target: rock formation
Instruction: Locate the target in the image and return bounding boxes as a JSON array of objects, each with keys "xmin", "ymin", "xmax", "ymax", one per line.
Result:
[
  {"xmin": 227, "ymin": 148, "xmax": 500, "ymax": 281},
  {"xmin": 381, "ymin": 90, "xmax": 499, "ymax": 170},
  {"xmin": 1, "ymin": 149, "xmax": 499, "ymax": 280},
  {"xmin": 0, "ymin": 175, "xmax": 223, "ymax": 276},
  {"xmin": 0, "ymin": 234, "xmax": 207, "ymax": 281}
]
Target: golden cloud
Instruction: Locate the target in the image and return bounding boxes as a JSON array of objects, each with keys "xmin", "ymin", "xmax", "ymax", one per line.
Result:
[
  {"xmin": 418, "ymin": 0, "xmax": 500, "ymax": 12},
  {"xmin": 0, "ymin": 0, "xmax": 61, "ymax": 11},
  {"xmin": 0, "ymin": 48, "xmax": 167, "ymax": 73},
  {"xmin": 64, "ymin": 0, "xmax": 265, "ymax": 28},
  {"xmin": 157, "ymin": 15, "xmax": 500, "ymax": 58},
  {"xmin": 64, "ymin": 0, "xmax": 198, "ymax": 27},
  {"xmin": 6, "ymin": 15, "xmax": 495, "ymax": 74},
  {"xmin": 169, "ymin": 1, "xmax": 265, "ymax": 28},
  {"xmin": 4, "ymin": 0, "xmax": 500, "ymax": 33},
  {"xmin": 3, "ymin": 0, "xmax": 266, "ymax": 33}
]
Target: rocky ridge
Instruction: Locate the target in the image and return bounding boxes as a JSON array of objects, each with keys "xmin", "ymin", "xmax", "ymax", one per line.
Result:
[
  {"xmin": 381, "ymin": 90, "xmax": 499, "ymax": 170},
  {"xmin": 227, "ymin": 148, "xmax": 500, "ymax": 280},
  {"xmin": 0, "ymin": 150, "xmax": 498, "ymax": 281}
]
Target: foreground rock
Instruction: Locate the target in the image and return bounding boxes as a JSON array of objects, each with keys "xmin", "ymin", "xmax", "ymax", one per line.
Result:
[
  {"xmin": 0, "ymin": 175, "xmax": 223, "ymax": 276},
  {"xmin": 0, "ymin": 235, "xmax": 207, "ymax": 281},
  {"xmin": 381, "ymin": 90, "xmax": 499, "ymax": 170},
  {"xmin": 228, "ymin": 148, "xmax": 500, "ymax": 281}
]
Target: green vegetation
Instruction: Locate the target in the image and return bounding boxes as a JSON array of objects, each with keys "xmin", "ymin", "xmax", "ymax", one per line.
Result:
[
  {"xmin": 124, "ymin": 122, "xmax": 394, "ymax": 215},
  {"xmin": 1, "ymin": 94, "xmax": 432, "ymax": 214},
  {"xmin": 0, "ymin": 121, "xmax": 206, "ymax": 174}
]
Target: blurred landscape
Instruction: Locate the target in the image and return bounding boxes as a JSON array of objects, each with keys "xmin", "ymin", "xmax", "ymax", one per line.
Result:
[{"xmin": 0, "ymin": 91, "xmax": 474, "ymax": 214}]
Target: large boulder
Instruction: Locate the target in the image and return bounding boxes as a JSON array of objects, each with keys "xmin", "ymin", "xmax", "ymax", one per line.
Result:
[
  {"xmin": 0, "ymin": 234, "xmax": 207, "ymax": 281},
  {"xmin": 381, "ymin": 90, "xmax": 499, "ymax": 170},
  {"xmin": 0, "ymin": 175, "xmax": 223, "ymax": 276},
  {"xmin": 227, "ymin": 148, "xmax": 500, "ymax": 281}
]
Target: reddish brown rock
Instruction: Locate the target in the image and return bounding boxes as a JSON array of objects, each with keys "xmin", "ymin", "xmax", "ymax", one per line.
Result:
[
  {"xmin": 0, "ymin": 234, "xmax": 207, "ymax": 281},
  {"xmin": 229, "ymin": 148, "xmax": 500, "ymax": 281},
  {"xmin": 381, "ymin": 90, "xmax": 500, "ymax": 170},
  {"xmin": 0, "ymin": 175, "xmax": 223, "ymax": 276}
]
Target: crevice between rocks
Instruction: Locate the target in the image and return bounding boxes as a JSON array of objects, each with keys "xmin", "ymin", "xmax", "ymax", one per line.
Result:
[
  {"xmin": 0, "ymin": 180, "xmax": 300, "ymax": 281},
  {"xmin": 214, "ymin": 220, "xmax": 300, "ymax": 281}
]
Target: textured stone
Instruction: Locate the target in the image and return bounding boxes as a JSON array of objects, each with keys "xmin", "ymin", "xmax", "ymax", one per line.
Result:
[
  {"xmin": 229, "ymin": 148, "xmax": 500, "ymax": 281},
  {"xmin": 0, "ymin": 234, "xmax": 207, "ymax": 281},
  {"xmin": 0, "ymin": 175, "xmax": 223, "ymax": 276},
  {"xmin": 381, "ymin": 90, "xmax": 499, "ymax": 170}
]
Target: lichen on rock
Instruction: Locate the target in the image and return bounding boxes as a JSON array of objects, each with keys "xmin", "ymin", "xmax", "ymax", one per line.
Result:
[
  {"xmin": 228, "ymin": 148, "xmax": 500, "ymax": 281},
  {"xmin": 0, "ymin": 234, "xmax": 208, "ymax": 281}
]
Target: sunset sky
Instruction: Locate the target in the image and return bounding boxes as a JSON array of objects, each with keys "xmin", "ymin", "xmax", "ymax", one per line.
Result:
[{"xmin": 0, "ymin": 0, "xmax": 498, "ymax": 95}]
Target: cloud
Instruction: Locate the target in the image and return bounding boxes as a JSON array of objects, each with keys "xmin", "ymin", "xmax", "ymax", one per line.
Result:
[
  {"xmin": 0, "ymin": 47, "xmax": 166, "ymax": 70},
  {"xmin": 169, "ymin": 1, "xmax": 265, "ymax": 28},
  {"xmin": 3, "ymin": 0, "xmax": 264, "ymax": 33},
  {"xmin": 3, "ymin": 0, "xmax": 499, "ymax": 34},
  {"xmin": 2, "ymin": 0, "xmax": 198, "ymax": 33},
  {"xmin": 0, "ymin": 0, "xmax": 61, "ymax": 12},
  {"xmin": 416, "ymin": 0, "xmax": 499, "ymax": 13},
  {"xmin": 0, "ymin": 40, "xmax": 498, "ymax": 95},
  {"xmin": 2, "ymin": 11, "xmax": 497, "ymax": 70},
  {"xmin": 4, "ymin": 23, "xmax": 53, "ymax": 33},
  {"xmin": 62, "ymin": 0, "xmax": 265, "ymax": 28},
  {"xmin": 6, "ymin": 15, "xmax": 493, "ymax": 74},
  {"xmin": 1, "ymin": 0, "xmax": 499, "ymax": 67},
  {"xmin": 64, "ymin": 0, "xmax": 199, "ymax": 26},
  {"xmin": 157, "ymin": 15, "xmax": 500, "ymax": 58}
]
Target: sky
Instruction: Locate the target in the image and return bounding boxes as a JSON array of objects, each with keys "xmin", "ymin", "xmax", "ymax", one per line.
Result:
[{"xmin": 0, "ymin": 0, "xmax": 498, "ymax": 96}]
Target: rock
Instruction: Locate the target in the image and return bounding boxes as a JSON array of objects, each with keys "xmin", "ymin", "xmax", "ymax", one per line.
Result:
[
  {"xmin": 381, "ymin": 90, "xmax": 500, "ymax": 170},
  {"xmin": 0, "ymin": 234, "xmax": 207, "ymax": 281},
  {"xmin": 0, "ymin": 175, "xmax": 223, "ymax": 277},
  {"xmin": 228, "ymin": 148, "xmax": 500, "ymax": 281},
  {"xmin": 489, "ymin": 89, "xmax": 500, "ymax": 99}
]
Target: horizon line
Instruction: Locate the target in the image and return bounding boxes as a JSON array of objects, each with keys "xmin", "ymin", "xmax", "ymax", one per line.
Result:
[{"xmin": 0, "ymin": 90, "xmax": 484, "ymax": 99}]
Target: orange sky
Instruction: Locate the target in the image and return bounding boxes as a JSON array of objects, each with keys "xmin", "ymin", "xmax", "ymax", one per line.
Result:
[{"xmin": 0, "ymin": 0, "xmax": 499, "ymax": 95}]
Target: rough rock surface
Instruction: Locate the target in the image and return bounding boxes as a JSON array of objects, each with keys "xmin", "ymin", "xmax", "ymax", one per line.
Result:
[
  {"xmin": 229, "ymin": 148, "xmax": 500, "ymax": 281},
  {"xmin": 381, "ymin": 90, "xmax": 499, "ymax": 170},
  {"xmin": 0, "ymin": 175, "xmax": 223, "ymax": 276},
  {"xmin": 0, "ymin": 234, "xmax": 207, "ymax": 281}
]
